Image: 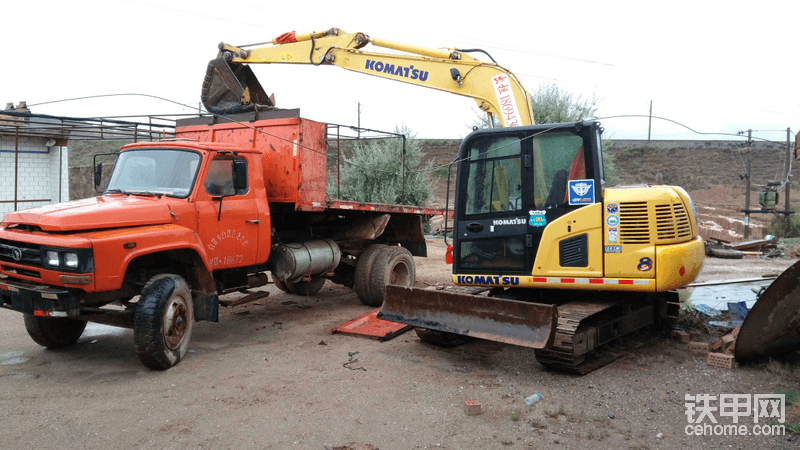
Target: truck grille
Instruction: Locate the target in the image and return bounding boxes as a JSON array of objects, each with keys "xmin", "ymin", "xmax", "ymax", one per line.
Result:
[
  {"xmin": 0, "ymin": 239, "xmax": 42, "ymax": 268},
  {"xmin": 618, "ymin": 201, "xmax": 692, "ymax": 245}
]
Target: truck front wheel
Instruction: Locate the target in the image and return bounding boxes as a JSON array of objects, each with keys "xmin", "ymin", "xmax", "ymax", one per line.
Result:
[
  {"xmin": 133, "ymin": 275, "xmax": 194, "ymax": 370},
  {"xmin": 23, "ymin": 315, "xmax": 87, "ymax": 349}
]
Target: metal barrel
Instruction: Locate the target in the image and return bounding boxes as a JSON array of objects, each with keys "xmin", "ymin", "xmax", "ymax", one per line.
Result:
[{"xmin": 378, "ymin": 285, "xmax": 557, "ymax": 349}]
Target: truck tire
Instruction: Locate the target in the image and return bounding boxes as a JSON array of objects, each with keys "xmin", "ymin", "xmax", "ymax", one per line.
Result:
[
  {"xmin": 367, "ymin": 246, "xmax": 416, "ymax": 307},
  {"xmin": 415, "ymin": 328, "xmax": 474, "ymax": 347},
  {"xmin": 285, "ymin": 276, "xmax": 326, "ymax": 296},
  {"xmin": 133, "ymin": 275, "xmax": 194, "ymax": 370},
  {"xmin": 354, "ymin": 244, "xmax": 387, "ymax": 306},
  {"xmin": 23, "ymin": 315, "xmax": 87, "ymax": 349}
]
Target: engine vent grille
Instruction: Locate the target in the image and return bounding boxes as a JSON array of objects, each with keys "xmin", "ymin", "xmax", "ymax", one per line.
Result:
[
  {"xmin": 560, "ymin": 234, "xmax": 588, "ymax": 267},
  {"xmin": 655, "ymin": 202, "xmax": 692, "ymax": 242},
  {"xmin": 619, "ymin": 202, "xmax": 650, "ymax": 244},
  {"xmin": 617, "ymin": 201, "xmax": 692, "ymax": 245}
]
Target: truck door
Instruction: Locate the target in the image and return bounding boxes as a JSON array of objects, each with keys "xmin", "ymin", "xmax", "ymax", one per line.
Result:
[
  {"xmin": 196, "ymin": 154, "xmax": 261, "ymax": 270},
  {"xmin": 453, "ymin": 124, "xmax": 602, "ymax": 277}
]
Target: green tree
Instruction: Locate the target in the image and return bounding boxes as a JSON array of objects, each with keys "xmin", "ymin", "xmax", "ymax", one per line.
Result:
[
  {"xmin": 329, "ymin": 125, "xmax": 431, "ymax": 206},
  {"xmin": 529, "ymin": 83, "xmax": 598, "ymax": 124},
  {"xmin": 469, "ymin": 83, "xmax": 618, "ymax": 184}
]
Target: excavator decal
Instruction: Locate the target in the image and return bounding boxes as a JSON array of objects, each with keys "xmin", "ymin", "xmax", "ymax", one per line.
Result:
[{"xmin": 364, "ymin": 60, "xmax": 429, "ymax": 81}]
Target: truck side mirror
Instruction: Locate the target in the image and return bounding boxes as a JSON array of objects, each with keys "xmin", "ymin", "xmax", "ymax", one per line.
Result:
[
  {"xmin": 94, "ymin": 162, "xmax": 103, "ymax": 188},
  {"xmin": 232, "ymin": 160, "xmax": 247, "ymax": 191}
]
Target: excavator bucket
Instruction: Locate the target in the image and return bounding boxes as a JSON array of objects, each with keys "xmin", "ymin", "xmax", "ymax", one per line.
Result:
[
  {"xmin": 201, "ymin": 58, "xmax": 274, "ymax": 115},
  {"xmin": 735, "ymin": 259, "xmax": 800, "ymax": 361},
  {"xmin": 378, "ymin": 285, "xmax": 557, "ymax": 348}
]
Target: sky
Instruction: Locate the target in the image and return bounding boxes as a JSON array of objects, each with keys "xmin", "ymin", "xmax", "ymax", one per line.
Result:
[{"xmin": 2, "ymin": 0, "xmax": 798, "ymax": 144}]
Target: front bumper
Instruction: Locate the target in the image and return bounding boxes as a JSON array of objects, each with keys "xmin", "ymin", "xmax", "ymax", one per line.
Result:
[{"xmin": 0, "ymin": 276, "xmax": 80, "ymax": 317}]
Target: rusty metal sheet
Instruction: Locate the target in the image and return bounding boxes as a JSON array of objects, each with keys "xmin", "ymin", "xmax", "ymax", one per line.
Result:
[
  {"xmin": 331, "ymin": 308, "xmax": 412, "ymax": 341},
  {"xmin": 378, "ymin": 285, "xmax": 556, "ymax": 349},
  {"xmin": 735, "ymin": 259, "xmax": 800, "ymax": 361}
]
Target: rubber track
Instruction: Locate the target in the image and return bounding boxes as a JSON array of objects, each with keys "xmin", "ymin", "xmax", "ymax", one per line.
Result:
[{"xmin": 534, "ymin": 300, "xmax": 656, "ymax": 375}]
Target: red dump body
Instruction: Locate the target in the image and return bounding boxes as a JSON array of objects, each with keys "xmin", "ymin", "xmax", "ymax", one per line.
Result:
[{"xmin": 174, "ymin": 111, "xmax": 441, "ymax": 216}]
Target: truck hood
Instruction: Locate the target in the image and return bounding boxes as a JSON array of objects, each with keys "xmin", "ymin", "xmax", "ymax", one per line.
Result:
[{"xmin": 1, "ymin": 195, "xmax": 174, "ymax": 232}]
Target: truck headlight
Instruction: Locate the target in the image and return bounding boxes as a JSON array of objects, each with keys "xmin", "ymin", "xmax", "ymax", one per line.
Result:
[
  {"xmin": 40, "ymin": 247, "xmax": 94, "ymax": 273},
  {"xmin": 45, "ymin": 251, "xmax": 60, "ymax": 267},
  {"xmin": 64, "ymin": 252, "xmax": 79, "ymax": 268}
]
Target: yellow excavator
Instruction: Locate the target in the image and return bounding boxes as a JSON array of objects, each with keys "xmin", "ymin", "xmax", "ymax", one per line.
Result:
[{"xmin": 202, "ymin": 28, "xmax": 706, "ymax": 373}]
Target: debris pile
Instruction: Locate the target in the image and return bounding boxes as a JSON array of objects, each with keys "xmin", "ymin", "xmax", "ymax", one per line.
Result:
[{"xmin": 704, "ymin": 236, "xmax": 780, "ymax": 260}]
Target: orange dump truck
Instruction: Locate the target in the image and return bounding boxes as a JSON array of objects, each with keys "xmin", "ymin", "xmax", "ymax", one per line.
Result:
[{"xmin": 0, "ymin": 110, "xmax": 437, "ymax": 369}]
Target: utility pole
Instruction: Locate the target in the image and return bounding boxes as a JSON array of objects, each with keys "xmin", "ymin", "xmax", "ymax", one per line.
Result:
[
  {"xmin": 787, "ymin": 127, "xmax": 793, "ymax": 233},
  {"xmin": 647, "ymin": 100, "xmax": 652, "ymax": 141},
  {"xmin": 744, "ymin": 129, "xmax": 752, "ymax": 239},
  {"xmin": 357, "ymin": 103, "xmax": 361, "ymax": 139}
]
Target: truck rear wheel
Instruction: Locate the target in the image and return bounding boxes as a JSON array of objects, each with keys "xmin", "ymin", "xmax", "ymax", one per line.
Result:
[
  {"xmin": 367, "ymin": 246, "xmax": 416, "ymax": 307},
  {"xmin": 133, "ymin": 275, "xmax": 194, "ymax": 370},
  {"xmin": 354, "ymin": 244, "xmax": 387, "ymax": 306},
  {"xmin": 23, "ymin": 315, "xmax": 87, "ymax": 349}
]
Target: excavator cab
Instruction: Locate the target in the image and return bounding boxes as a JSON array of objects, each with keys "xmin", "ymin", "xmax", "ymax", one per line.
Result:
[
  {"xmin": 380, "ymin": 122, "xmax": 605, "ymax": 352},
  {"xmin": 454, "ymin": 122, "xmax": 603, "ymax": 275}
]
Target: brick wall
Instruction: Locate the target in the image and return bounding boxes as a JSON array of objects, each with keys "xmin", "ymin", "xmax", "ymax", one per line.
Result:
[{"xmin": 0, "ymin": 135, "xmax": 69, "ymax": 221}]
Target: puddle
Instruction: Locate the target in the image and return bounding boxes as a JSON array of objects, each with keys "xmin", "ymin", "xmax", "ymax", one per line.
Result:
[
  {"xmin": 81, "ymin": 323, "xmax": 129, "ymax": 338},
  {"xmin": 687, "ymin": 280, "xmax": 772, "ymax": 311},
  {"xmin": 0, "ymin": 351, "xmax": 29, "ymax": 365},
  {"xmin": 0, "ymin": 358, "xmax": 30, "ymax": 365}
]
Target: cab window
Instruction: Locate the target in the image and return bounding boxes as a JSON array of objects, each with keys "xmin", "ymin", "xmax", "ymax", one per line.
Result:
[
  {"xmin": 205, "ymin": 156, "xmax": 247, "ymax": 196},
  {"xmin": 464, "ymin": 137, "xmax": 522, "ymax": 215},
  {"xmin": 531, "ymin": 133, "xmax": 585, "ymax": 208}
]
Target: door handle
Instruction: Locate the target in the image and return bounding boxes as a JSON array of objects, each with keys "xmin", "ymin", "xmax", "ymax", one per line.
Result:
[
  {"xmin": 246, "ymin": 219, "xmax": 260, "ymax": 224},
  {"xmin": 466, "ymin": 222, "xmax": 483, "ymax": 232}
]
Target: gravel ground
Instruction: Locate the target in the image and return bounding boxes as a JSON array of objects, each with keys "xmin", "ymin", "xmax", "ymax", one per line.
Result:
[{"xmin": 0, "ymin": 238, "xmax": 798, "ymax": 449}]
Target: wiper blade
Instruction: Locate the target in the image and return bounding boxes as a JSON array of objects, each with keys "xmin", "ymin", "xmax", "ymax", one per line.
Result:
[
  {"xmin": 105, "ymin": 189, "xmax": 128, "ymax": 195},
  {"xmin": 128, "ymin": 191, "xmax": 163, "ymax": 198}
]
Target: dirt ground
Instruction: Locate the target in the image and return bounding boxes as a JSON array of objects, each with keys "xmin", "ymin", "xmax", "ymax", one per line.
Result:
[{"xmin": 1, "ymin": 238, "xmax": 799, "ymax": 450}]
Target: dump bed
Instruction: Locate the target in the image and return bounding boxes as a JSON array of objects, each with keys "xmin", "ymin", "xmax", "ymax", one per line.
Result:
[{"xmin": 176, "ymin": 110, "xmax": 441, "ymax": 217}]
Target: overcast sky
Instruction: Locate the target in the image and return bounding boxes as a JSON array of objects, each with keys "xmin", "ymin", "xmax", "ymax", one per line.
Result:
[{"xmin": 3, "ymin": 0, "xmax": 797, "ymax": 143}]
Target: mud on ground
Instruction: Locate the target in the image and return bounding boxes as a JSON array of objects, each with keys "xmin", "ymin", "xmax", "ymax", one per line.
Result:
[{"xmin": 1, "ymin": 238, "xmax": 798, "ymax": 449}]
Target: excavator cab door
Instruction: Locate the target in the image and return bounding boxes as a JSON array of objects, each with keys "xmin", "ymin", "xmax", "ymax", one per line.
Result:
[{"xmin": 453, "ymin": 122, "xmax": 604, "ymax": 277}]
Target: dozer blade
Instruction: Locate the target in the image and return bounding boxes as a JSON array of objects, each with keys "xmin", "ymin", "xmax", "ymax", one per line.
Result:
[
  {"xmin": 201, "ymin": 58, "xmax": 274, "ymax": 115},
  {"xmin": 735, "ymin": 259, "xmax": 800, "ymax": 361},
  {"xmin": 378, "ymin": 285, "xmax": 556, "ymax": 349}
]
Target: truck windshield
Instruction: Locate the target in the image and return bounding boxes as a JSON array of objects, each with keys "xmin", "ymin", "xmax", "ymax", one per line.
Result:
[{"xmin": 106, "ymin": 149, "xmax": 201, "ymax": 198}]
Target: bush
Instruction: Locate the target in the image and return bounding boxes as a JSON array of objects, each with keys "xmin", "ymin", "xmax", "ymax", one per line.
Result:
[
  {"xmin": 328, "ymin": 125, "xmax": 431, "ymax": 206},
  {"xmin": 766, "ymin": 212, "xmax": 800, "ymax": 238}
]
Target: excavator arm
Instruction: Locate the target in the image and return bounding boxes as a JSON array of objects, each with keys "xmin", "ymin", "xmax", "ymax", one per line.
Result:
[{"xmin": 201, "ymin": 28, "xmax": 534, "ymax": 127}]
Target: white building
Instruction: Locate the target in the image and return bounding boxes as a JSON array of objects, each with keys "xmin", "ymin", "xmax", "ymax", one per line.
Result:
[{"xmin": 0, "ymin": 103, "xmax": 70, "ymax": 222}]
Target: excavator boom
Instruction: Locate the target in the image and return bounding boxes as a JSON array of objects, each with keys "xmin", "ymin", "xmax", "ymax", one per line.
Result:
[{"xmin": 201, "ymin": 28, "xmax": 534, "ymax": 126}]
